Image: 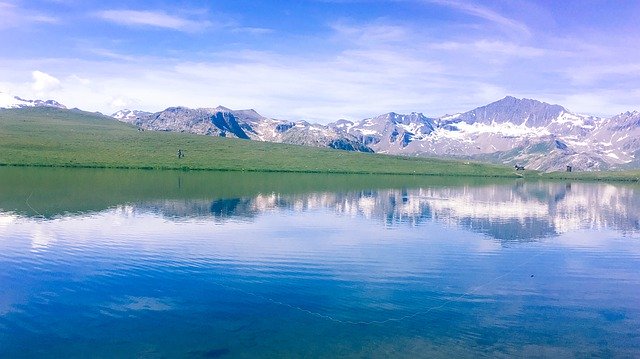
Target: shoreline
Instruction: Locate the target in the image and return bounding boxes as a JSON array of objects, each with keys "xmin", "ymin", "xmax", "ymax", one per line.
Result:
[{"xmin": 2, "ymin": 162, "xmax": 639, "ymax": 183}]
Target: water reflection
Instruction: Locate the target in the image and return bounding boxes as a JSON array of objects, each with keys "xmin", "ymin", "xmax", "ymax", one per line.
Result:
[
  {"xmin": 1, "ymin": 168, "xmax": 639, "ymax": 242},
  {"xmin": 2, "ymin": 169, "xmax": 640, "ymax": 357},
  {"xmin": 126, "ymin": 182, "xmax": 640, "ymax": 241}
]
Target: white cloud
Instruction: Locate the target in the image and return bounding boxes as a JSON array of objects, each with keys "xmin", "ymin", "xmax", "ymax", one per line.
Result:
[
  {"xmin": 96, "ymin": 9, "xmax": 211, "ymax": 32},
  {"xmin": 109, "ymin": 96, "xmax": 132, "ymax": 108},
  {"xmin": 31, "ymin": 70, "xmax": 61, "ymax": 92}
]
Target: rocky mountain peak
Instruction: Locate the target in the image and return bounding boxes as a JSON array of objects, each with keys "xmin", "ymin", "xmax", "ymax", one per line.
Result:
[
  {"xmin": 0, "ymin": 92, "xmax": 66, "ymax": 109},
  {"xmin": 212, "ymin": 105, "xmax": 232, "ymax": 112},
  {"xmin": 457, "ymin": 96, "xmax": 566, "ymax": 127},
  {"xmin": 605, "ymin": 110, "xmax": 640, "ymax": 131}
]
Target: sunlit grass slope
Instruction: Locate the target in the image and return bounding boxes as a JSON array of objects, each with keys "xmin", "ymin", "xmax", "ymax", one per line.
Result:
[{"xmin": 0, "ymin": 107, "xmax": 518, "ymax": 177}]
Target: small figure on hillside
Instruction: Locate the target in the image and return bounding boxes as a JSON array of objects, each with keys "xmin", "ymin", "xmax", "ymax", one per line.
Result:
[
  {"xmin": 514, "ymin": 164, "xmax": 525, "ymax": 171},
  {"xmin": 177, "ymin": 149, "xmax": 184, "ymax": 159},
  {"xmin": 566, "ymin": 165, "xmax": 572, "ymax": 172}
]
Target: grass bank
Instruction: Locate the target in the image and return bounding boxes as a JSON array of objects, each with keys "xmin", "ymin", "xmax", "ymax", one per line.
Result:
[
  {"xmin": 539, "ymin": 170, "xmax": 640, "ymax": 182},
  {"xmin": 0, "ymin": 107, "xmax": 519, "ymax": 178}
]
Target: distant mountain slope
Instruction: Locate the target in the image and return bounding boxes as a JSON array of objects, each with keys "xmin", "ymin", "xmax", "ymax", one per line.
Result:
[
  {"xmin": 116, "ymin": 106, "xmax": 372, "ymax": 152},
  {"xmin": 328, "ymin": 97, "xmax": 638, "ymax": 172}
]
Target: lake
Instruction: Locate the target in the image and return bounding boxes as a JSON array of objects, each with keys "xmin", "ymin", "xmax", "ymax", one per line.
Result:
[{"xmin": 1, "ymin": 167, "xmax": 639, "ymax": 358}]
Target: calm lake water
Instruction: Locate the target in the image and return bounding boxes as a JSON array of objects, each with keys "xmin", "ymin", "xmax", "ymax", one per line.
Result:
[{"xmin": 1, "ymin": 167, "xmax": 639, "ymax": 358}]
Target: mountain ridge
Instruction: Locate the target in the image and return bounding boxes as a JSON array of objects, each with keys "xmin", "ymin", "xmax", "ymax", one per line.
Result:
[
  {"xmin": 1, "ymin": 92, "xmax": 637, "ymax": 172},
  {"xmin": 111, "ymin": 96, "xmax": 637, "ymax": 172}
]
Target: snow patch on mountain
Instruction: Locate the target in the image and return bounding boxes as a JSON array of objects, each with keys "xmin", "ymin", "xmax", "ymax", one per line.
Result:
[
  {"xmin": 452, "ymin": 121, "xmax": 550, "ymax": 137},
  {"xmin": 112, "ymin": 109, "xmax": 152, "ymax": 121},
  {"xmin": 0, "ymin": 92, "xmax": 66, "ymax": 109}
]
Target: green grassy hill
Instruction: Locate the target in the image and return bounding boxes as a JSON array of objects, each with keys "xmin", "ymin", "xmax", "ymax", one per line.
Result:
[{"xmin": 0, "ymin": 107, "xmax": 520, "ymax": 177}]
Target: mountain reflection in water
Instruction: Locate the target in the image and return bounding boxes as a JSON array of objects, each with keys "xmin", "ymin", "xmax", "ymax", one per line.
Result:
[{"xmin": 129, "ymin": 182, "xmax": 640, "ymax": 241}]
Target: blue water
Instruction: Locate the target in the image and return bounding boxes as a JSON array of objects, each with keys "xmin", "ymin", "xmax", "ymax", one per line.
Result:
[{"xmin": 1, "ymin": 180, "xmax": 640, "ymax": 357}]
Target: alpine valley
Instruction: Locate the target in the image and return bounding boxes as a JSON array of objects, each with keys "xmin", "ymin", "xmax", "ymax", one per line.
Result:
[{"xmin": 3, "ymin": 91, "xmax": 639, "ymax": 172}]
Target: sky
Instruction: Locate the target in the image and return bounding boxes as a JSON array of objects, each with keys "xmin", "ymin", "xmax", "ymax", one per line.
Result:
[{"xmin": 1, "ymin": 0, "xmax": 639, "ymax": 123}]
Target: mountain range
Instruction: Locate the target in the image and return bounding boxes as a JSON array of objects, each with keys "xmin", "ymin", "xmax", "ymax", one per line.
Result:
[
  {"xmin": 2, "ymin": 90, "xmax": 638, "ymax": 172},
  {"xmin": 112, "ymin": 96, "xmax": 640, "ymax": 171}
]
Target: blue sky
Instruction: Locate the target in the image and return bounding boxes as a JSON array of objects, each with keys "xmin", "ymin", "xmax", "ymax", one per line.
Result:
[{"xmin": 1, "ymin": 0, "xmax": 639, "ymax": 122}]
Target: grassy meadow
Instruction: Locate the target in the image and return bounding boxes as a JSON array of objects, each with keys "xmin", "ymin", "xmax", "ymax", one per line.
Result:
[
  {"xmin": 0, "ymin": 107, "xmax": 519, "ymax": 177},
  {"xmin": 2, "ymin": 107, "xmax": 638, "ymax": 182}
]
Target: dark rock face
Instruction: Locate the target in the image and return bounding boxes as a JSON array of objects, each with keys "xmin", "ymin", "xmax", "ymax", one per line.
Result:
[
  {"xmin": 275, "ymin": 122, "xmax": 295, "ymax": 133},
  {"xmin": 401, "ymin": 132, "xmax": 413, "ymax": 147},
  {"xmin": 329, "ymin": 139, "xmax": 373, "ymax": 152},
  {"xmin": 554, "ymin": 140, "xmax": 568, "ymax": 150},
  {"xmin": 389, "ymin": 128, "xmax": 399, "ymax": 143},
  {"xmin": 210, "ymin": 112, "xmax": 250, "ymax": 139}
]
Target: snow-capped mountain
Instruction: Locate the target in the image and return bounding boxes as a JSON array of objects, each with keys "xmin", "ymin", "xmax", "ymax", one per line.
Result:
[
  {"xmin": 329, "ymin": 112, "xmax": 438, "ymax": 151},
  {"xmin": 111, "ymin": 96, "xmax": 640, "ymax": 172},
  {"xmin": 0, "ymin": 92, "xmax": 66, "ymax": 109},
  {"xmin": 329, "ymin": 96, "xmax": 638, "ymax": 171}
]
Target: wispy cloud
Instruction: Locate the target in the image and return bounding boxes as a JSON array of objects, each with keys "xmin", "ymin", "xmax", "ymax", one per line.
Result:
[
  {"xmin": 87, "ymin": 48, "xmax": 139, "ymax": 62},
  {"xmin": 431, "ymin": 39, "xmax": 547, "ymax": 57},
  {"xmin": 330, "ymin": 21, "xmax": 410, "ymax": 45},
  {"xmin": 231, "ymin": 27, "xmax": 274, "ymax": 35},
  {"xmin": 424, "ymin": 0, "xmax": 531, "ymax": 37},
  {"xmin": 95, "ymin": 9, "xmax": 211, "ymax": 32},
  {"xmin": 0, "ymin": 1, "xmax": 60, "ymax": 29}
]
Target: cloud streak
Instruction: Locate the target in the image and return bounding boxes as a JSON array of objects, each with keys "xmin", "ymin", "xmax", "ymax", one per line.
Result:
[
  {"xmin": 424, "ymin": 0, "xmax": 531, "ymax": 37},
  {"xmin": 0, "ymin": 1, "xmax": 60, "ymax": 29},
  {"xmin": 96, "ymin": 9, "xmax": 211, "ymax": 32}
]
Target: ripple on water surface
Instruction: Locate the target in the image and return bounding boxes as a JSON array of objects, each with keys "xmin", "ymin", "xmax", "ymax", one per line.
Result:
[{"xmin": 1, "ymin": 180, "xmax": 640, "ymax": 357}]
